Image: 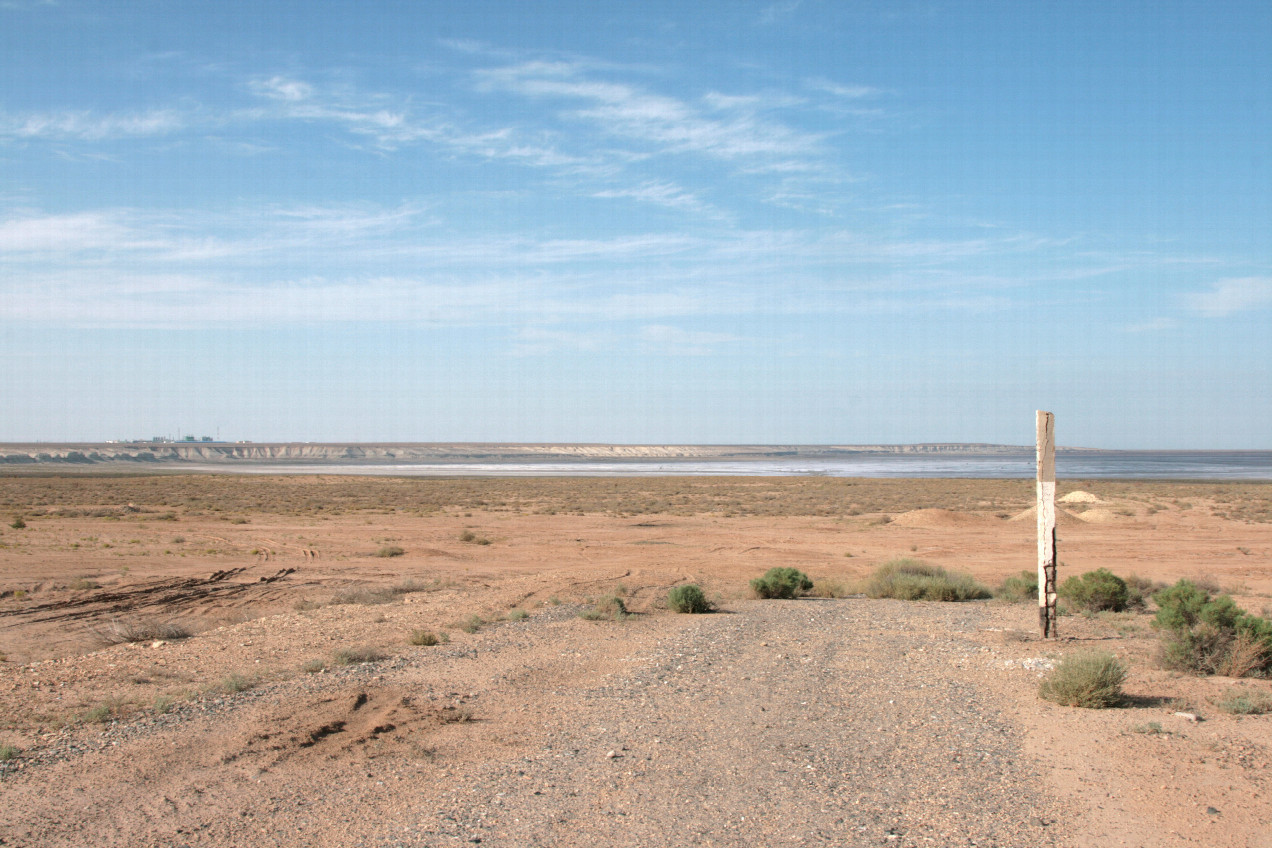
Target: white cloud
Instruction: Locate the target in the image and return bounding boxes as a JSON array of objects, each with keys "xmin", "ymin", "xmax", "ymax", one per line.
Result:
[
  {"xmin": 1184, "ymin": 277, "xmax": 1272, "ymax": 317},
  {"xmin": 249, "ymin": 76, "xmax": 313, "ymax": 101},
  {"xmin": 474, "ymin": 60, "xmax": 825, "ymax": 161},
  {"xmin": 592, "ymin": 181, "xmax": 723, "ymax": 217},
  {"xmin": 804, "ymin": 77, "xmax": 880, "ymax": 99},
  {"xmin": 0, "ymin": 211, "xmax": 136, "ymax": 252},
  {"xmin": 0, "ymin": 109, "xmax": 185, "ymax": 140}
]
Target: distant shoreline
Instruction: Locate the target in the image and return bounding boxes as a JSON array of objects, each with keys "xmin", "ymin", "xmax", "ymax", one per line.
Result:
[
  {"xmin": 6, "ymin": 441, "xmax": 1089, "ymax": 468},
  {"xmin": 2, "ymin": 443, "xmax": 1270, "ymax": 480}
]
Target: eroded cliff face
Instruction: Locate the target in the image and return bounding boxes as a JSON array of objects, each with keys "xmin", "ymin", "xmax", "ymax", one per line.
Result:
[{"xmin": 0, "ymin": 442, "xmax": 1034, "ymax": 466}]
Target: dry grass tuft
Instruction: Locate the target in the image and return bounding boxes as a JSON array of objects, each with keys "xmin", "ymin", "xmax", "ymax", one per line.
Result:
[
  {"xmin": 331, "ymin": 645, "xmax": 387, "ymax": 666},
  {"xmin": 92, "ymin": 617, "xmax": 192, "ymax": 646}
]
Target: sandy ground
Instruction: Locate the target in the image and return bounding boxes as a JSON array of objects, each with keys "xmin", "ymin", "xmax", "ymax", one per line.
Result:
[{"xmin": 1, "ymin": 475, "xmax": 1270, "ymax": 846}]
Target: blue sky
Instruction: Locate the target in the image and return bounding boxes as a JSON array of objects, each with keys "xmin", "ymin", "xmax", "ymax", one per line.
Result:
[{"xmin": 2, "ymin": 1, "xmax": 1269, "ymax": 448}]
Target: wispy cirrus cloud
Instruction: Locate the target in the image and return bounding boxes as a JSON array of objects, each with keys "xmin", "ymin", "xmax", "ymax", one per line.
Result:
[
  {"xmin": 592, "ymin": 180, "xmax": 726, "ymax": 218},
  {"xmin": 803, "ymin": 77, "xmax": 880, "ymax": 100},
  {"xmin": 474, "ymin": 60, "xmax": 826, "ymax": 162},
  {"xmin": 1184, "ymin": 277, "xmax": 1272, "ymax": 317},
  {"xmin": 0, "ymin": 109, "xmax": 186, "ymax": 140}
]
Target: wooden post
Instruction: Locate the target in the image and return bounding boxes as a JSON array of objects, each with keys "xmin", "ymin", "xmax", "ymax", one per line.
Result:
[{"xmin": 1037, "ymin": 410, "xmax": 1057, "ymax": 638}]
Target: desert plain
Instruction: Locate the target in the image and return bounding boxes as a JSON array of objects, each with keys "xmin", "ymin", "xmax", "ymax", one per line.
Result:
[{"xmin": 1, "ymin": 473, "xmax": 1270, "ymax": 847}]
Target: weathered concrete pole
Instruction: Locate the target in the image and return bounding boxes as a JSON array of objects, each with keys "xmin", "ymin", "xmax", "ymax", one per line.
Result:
[{"xmin": 1037, "ymin": 410, "xmax": 1058, "ymax": 638}]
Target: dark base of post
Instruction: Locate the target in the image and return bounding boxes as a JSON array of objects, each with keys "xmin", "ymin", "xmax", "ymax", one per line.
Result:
[{"xmin": 1039, "ymin": 563, "xmax": 1057, "ymax": 639}]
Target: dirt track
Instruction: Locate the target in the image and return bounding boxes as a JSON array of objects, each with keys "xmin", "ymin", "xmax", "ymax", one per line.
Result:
[{"xmin": 4, "ymin": 599, "xmax": 1068, "ymax": 848}]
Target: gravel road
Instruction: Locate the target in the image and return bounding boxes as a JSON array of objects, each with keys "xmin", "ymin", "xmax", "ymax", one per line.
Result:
[
  {"xmin": 394, "ymin": 599, "xmax": 1060, "ymax": 848},
  {"xmin": 3, "ymin": 599, "xmax": 1062, "ymax": 848}
]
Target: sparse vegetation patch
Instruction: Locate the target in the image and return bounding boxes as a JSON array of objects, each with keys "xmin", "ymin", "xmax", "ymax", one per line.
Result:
[
  {"xmin": 580, "ymin": 595, "xmax": 629, "ymax": 621},
  {"xmin": 409, "ymin": 629, "xmax": 448, "ymax": 646},
  {"xmin": 331, "ymin": 646, "xmax": 387, "ymax": 666},
  {"xmin": 866, "ymin": 559, "xmax": 991, "ymax": 602},
  {"xmin": 1213, "ymin": 688, "xmax": 1272, "ymax": 715},
  {"xmin": 92, "ymin": 617, "xmax": 192, "ymax": 646},
  {"xmin": 995, "ymin": 570, "xmax": 1037, "ymax": 603}
]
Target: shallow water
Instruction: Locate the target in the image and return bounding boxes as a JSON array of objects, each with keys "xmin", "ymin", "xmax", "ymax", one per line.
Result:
[{"xmin": 179, "ymin": 450, "xmax": 1272, "ymax": 480}]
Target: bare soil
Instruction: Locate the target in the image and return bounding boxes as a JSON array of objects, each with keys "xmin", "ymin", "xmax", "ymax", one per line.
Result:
[{"xmin": 1, "ymin": 475, "xmax": 1270, "ymax": 847}]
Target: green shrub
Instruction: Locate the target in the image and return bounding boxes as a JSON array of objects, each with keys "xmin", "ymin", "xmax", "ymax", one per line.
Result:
[
  {"xmin": 1059, "ymin": 568, "xmax": 1130, "ymax": 613},
  {"xmin": 750, "ymin": 567, "xmax": 813, "ymax": 600},
  {"xmin": 507, "ymin": 608, "xmax": 529, "ymax": 621},
  {"xmin": 1153, "ymin": 579, "xmax": 1272, "ymax": 677},
  {"xmin": 865, "ymin": 559, "xmax": 991, "ymax": 602},
  {"xmin": 8, "ymin": 516, "xmax": 24, "ymax": 530},
  {"xmin": 0, "ymin": 743, "xmax": 18, "ymax": 761},
  {"xmin": 1038, "ymin": 651, "xmax": 1128, "ymax": 708},
  {"xmin": 580, "ymin": 595, "xmax": 629, "ymax": 621},
  {"xmin": 995, "ymin": 570, "xmax": 1038, "ymax": 603},
  {"xmin": 668, "ymin": 584, "xmax": 712, "ymax": 613},
  {"xmin": 375, "ymin": 545, "xmax": 405, "ymax": 558}
]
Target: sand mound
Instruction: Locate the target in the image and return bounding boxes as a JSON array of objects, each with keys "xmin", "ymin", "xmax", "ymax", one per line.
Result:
[
  {"xmin": 1009, "ymin": 506, "xmax": 1087, "ymax": 525},
  {"xmin": 1073, "ymin": 507, "xmax": 1129, "ymax": 523},
  {"xmin": 890, "ymin": 509, "xmax": 997, "ymax": 529},
  {"xmin": 1059, "ymin": 490, "xmax": 1102, "ymax": 504}
]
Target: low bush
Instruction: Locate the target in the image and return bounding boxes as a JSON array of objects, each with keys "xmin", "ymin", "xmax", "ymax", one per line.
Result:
[
  {"xmin": 1153, "ymin": 579, "xmax": 1272, "ymax": 677},
  {"xmin": 507, "ymin": 608, "xmax": 529, "ymax": 621},
  {"xmin": 1213, "ymin": 688, "xmax": 1272, "ymax": 715},
  {"xmin": 8, "ymin": 516, "xmax": 24, "ymax": 530},
  {"xmin": 668, "ymin": 584, "xmax": 712, "ymax": 613},
  {"xmin": 331, "ymin": 645, "xmax": 387, "ymax": 666},
  {"xmin": 1059, "ymin": 568, "xmax": 1130, "ymax": 613},
  {"xmin": 375, "ymin": 545, "xmax": 405, "ymax": 558},
  {"xmin": 1124, "ymin": 574, "xmax": 1163, "ymax": 610},
  {"xmin": 1038, "ymin": 651, "xmax": 1128, "ymax": 708},
  {"xmin": 93, "ymin": 617, "xmax": 192, "ymax": 645},
  {"xmin": 580, "ymin": 595, "xmax": 629, "ymax": 621},
  {"xmin": 215, "ymin": 673, "xmax": 253, "ymax": 694},
  {"xmin": 0, "ymin": 743, "xmax": 17, "ymax": 761},
  {"xmin": 750, "ymin": 567, "xmax": 813, "ymax": 600},
  {"xmin": 459, "ymin": 530, "xmax": 491, "ymax": 545},
  {"xmin": 409, "ymin": 629, "xmax": 448, "ymax": 646},
  {"xmin": 456, "ymin": 614, "xmax": 485, "ymax": 633},
  {"xmin": 865, "ymin": 559, "xmax": 991, "ymax": 602},
  {"xmin": 995, "ymin": 570, "xmax": 1037, "ymax": 603}
]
